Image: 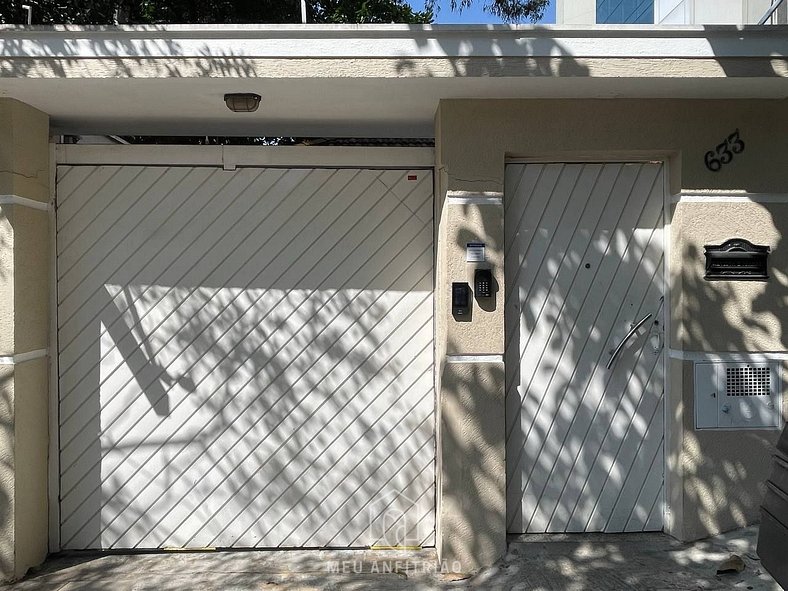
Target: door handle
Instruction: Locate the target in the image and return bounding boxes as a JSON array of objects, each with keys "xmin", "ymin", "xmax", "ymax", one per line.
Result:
[{"xmin": 607, "ymin": 313, "xmax": 653, "ymax": 370}]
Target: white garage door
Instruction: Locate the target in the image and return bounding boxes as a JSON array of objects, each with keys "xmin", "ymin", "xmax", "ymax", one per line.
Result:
[
  {"xmin": 505, "ymin": 162, "xmax": 665, "ymax": 534},
  {"xmin": 56, "ymin": 165, "xmax": 435, "ymax": 550}
]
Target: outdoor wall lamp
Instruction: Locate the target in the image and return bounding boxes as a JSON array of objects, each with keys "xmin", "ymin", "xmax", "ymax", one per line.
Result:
[{"xmin": 224, "ymin": 93, "xmax": 261, "ymax": 113}]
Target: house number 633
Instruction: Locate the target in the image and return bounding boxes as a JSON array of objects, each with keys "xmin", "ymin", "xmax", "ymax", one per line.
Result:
[{"xmin": 705, "ymin": 129, "xmax": 745, "ymax": 172}]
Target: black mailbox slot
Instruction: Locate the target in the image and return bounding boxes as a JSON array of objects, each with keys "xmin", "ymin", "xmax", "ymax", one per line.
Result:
[{"xmin": 704, "ymin": 238, "xmax": 769, "ymax": 281}]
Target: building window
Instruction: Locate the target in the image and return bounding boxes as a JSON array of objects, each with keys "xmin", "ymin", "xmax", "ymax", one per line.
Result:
[{"xmin": 596, "ymin": 0, "xmax": 654, "ymax": 23}]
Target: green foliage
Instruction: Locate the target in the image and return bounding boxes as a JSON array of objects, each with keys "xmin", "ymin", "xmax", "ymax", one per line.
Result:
[
  {"xmin": 0, "ymin": 0, "xmax": 433, "ymax": 25},
  {"xmin": 313, "ymin": 0, "xmax": 432, "ymax": 23},
  {"xmin": 0, "ymin": 0, "xmax": 549, "ymax": 26},
  {"xmin": 426, "ymin": 0, "xmax": 549, "ymax": 22},
  {"xmin": 486, "ymin": 0, "xmax": 550, "ymax": 21}
]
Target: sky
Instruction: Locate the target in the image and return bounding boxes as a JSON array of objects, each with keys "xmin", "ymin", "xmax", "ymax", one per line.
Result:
[{"xmin": 418, "ymin": 0, "xmax": 556, "ymax": 24}]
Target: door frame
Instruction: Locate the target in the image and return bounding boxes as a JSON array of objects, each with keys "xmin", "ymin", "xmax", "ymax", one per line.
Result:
[
  {"xmin": 48, "ymin": 143, "xmax": 436, "ymax": 552},
  {"xmin": 503, "ymin": 155, "xmax": 675, "ymax": 536}
]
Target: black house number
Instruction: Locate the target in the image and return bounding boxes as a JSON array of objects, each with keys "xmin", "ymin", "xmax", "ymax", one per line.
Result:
[{"xmin": 705, "ymin": 129, "xmax": 745, "ymax": 172}]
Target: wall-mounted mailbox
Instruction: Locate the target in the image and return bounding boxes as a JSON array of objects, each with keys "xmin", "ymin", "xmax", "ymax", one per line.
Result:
[
  {"xmin": 452, "ymin": 282, "xmax": 470, "ymax": 316},
  {"xmin": 474, "ymin": 269, "xmax": 492, "ymax": 298},
  {"xmin": 704, "ymin": 238, "xmax": 769, "ymax": 281}
]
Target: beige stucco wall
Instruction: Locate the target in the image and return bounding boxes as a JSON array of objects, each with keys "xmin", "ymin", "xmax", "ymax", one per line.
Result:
[
  {"xmin": 5, "ymin": 56, "xmax": 787, "ymax": 80},
  {"xmin": 435, "ymin": 198, "xmax": 506, "ymax": 570},
  {"xmin": 0, "ymin": 98, "xmax": 50, "ymax": 582},
  {"xmin": 0, "ymin": 211, "xmax": 13, "ymax": 358},
  {"xmin": 13, "ymin": 207, "xmax": 49, "ymax": 355},
  {"xmin": 438, "ymin": 99, "xmax": 787, "ymax": 195},
  {"xmin": 434, "ymin": 101, "xmax": 508, "ymax": 570},
  {"xmin": 675, "ymin": 201, "xmax": 788, "ymax": 352},
  {"xmin": 439, "ymin": 361, "xmax": 506, "ymax": 570},
  {"xmin": 0, "ymin": 364, "xmax": 14, "ymax": 580},
  {"xmin": 671, "ymin": 200, "xmax": 788, "ymax": 539},
  {"xmin": 435, "ymin": 98, "xmax": 788, "ymax": 556},
  {"xmin": 0, "ymin": 100, "xmax": 49, "ymax": 203},
  {"xmin": 13, "ymin": 359, "xmax": 49, "ymax": 574},
  {"xmin": 445, "ymin": 202, "xmax": 504, "ymax": 355},
  {"xmin": 676, "ymin": 358, "xmax": 784, "ymax": 539}
]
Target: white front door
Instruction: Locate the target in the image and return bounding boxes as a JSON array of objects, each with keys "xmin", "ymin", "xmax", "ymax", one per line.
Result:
[{"xmin": 505, "ymin": 162, "xmax": 665, "ymax": 533}]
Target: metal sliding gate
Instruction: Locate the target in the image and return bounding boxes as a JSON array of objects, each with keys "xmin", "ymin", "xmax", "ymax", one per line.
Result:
[{"xmin": 56, "ymin": 162, "xmax": 435, "ymax": 549}]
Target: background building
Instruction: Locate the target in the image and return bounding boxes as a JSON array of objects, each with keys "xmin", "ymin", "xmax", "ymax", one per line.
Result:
[{"xmin": 556, "ymin": 0, "xmax": 786, "ymax": 25}]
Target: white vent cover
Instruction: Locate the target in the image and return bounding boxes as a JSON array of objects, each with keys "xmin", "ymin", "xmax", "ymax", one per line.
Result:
[{"xmin": 695, "ymin": 362, "xmax": 782, "ymax": 430}]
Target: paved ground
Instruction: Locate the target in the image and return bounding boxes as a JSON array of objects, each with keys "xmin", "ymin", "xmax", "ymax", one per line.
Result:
[{"xmin": 3, "ymin": 526, "xmax": 782, "ymax": 590}]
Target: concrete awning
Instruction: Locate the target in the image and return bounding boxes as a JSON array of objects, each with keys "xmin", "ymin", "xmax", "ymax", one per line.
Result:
[{"xmin": 1, "ymin": 24, "xmax": 786, "ymax": 136}]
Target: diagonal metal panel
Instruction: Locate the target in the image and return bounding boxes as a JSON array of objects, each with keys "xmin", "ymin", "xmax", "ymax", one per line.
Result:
[
  {"xmin": 57, "ymin": 165, "xmax": 435, "ymax": 550},
  {"xmin": 505, "ymin": 162, "xmax": 665, "ymax": 534}
]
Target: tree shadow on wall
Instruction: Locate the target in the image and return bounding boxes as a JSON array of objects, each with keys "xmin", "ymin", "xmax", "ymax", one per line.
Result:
[
  {"xmin": 678, "ymin": 202, "xmax": 786, "ymax": 539},
  {"xmin": 440, "ymin": 162, "xmax": 670, "ymax": 574},
  {"xmin": 441, "ymin": 162, "xmax": 787, "ymax": 578},
  {"xmin": 0, "ymin": 370, "xmax": 13, "ymax": 579},
  {"xmin": 0, "ymin": 210, "xmax": 13, "ymax": 579},
  {"xmin": 0, "ymin": 26, "xmax": 589, "ymax": 137},
  {"xmin": 55, "ymin": 166, "xmax": 437, "ymax": 552},
  {"xmin": 398, "ymin": 26, "xmax": 590, "ymax": 81}
]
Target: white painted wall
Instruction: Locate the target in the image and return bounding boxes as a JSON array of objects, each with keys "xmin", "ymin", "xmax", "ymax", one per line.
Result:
[
  {"xmin": 556, "ymin": 0, "xmax": 596, "ymax": 24},
  {"xmin": 658, "ymin": 0, "xmax": 772, "ymax": 24}
]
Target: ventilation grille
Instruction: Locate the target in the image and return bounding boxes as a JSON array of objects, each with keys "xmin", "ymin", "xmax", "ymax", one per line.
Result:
[
  {"xmin": 695, "ymin": 361, "xmax": 781, "ymax": 430},
  {"xmin": 726, "ymin": 365, "xmax": 771, "ymax": 397}
]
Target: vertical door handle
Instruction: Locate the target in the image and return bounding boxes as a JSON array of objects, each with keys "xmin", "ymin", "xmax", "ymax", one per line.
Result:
[{"xmin": 607, "ymin": 313, "xmax": 653, "ymax": 370}]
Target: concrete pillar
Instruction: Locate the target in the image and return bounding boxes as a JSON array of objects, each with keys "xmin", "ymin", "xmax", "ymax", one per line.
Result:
[
  {"xmin": 434, "ymin": 111, "xmax": 507, "ymax": 572},
  {"xmin": 0, "ymin": 98, "xmax": 50, "ymax": 582}
]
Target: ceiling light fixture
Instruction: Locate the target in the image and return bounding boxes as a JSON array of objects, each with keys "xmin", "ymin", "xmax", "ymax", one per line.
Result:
[{"xmin": 224, "ymin": 93, "xmax": 261, "ymax": 113}]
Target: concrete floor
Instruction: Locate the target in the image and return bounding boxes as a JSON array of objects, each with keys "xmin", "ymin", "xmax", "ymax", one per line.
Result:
[{"xmin": 2, "ymin": 527, "xmax": 782, "ymax": 590}]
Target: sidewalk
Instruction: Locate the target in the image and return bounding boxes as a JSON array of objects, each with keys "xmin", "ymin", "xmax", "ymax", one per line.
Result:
[{"xmin": 2, "ymin": 526, "xmax": 782, "ymax": 590}]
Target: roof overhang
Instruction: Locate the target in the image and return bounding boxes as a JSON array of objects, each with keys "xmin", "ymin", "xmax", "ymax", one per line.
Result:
[{"xmin": 1, "ymin": 24, "xmax": 786, "ymax": 137}]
